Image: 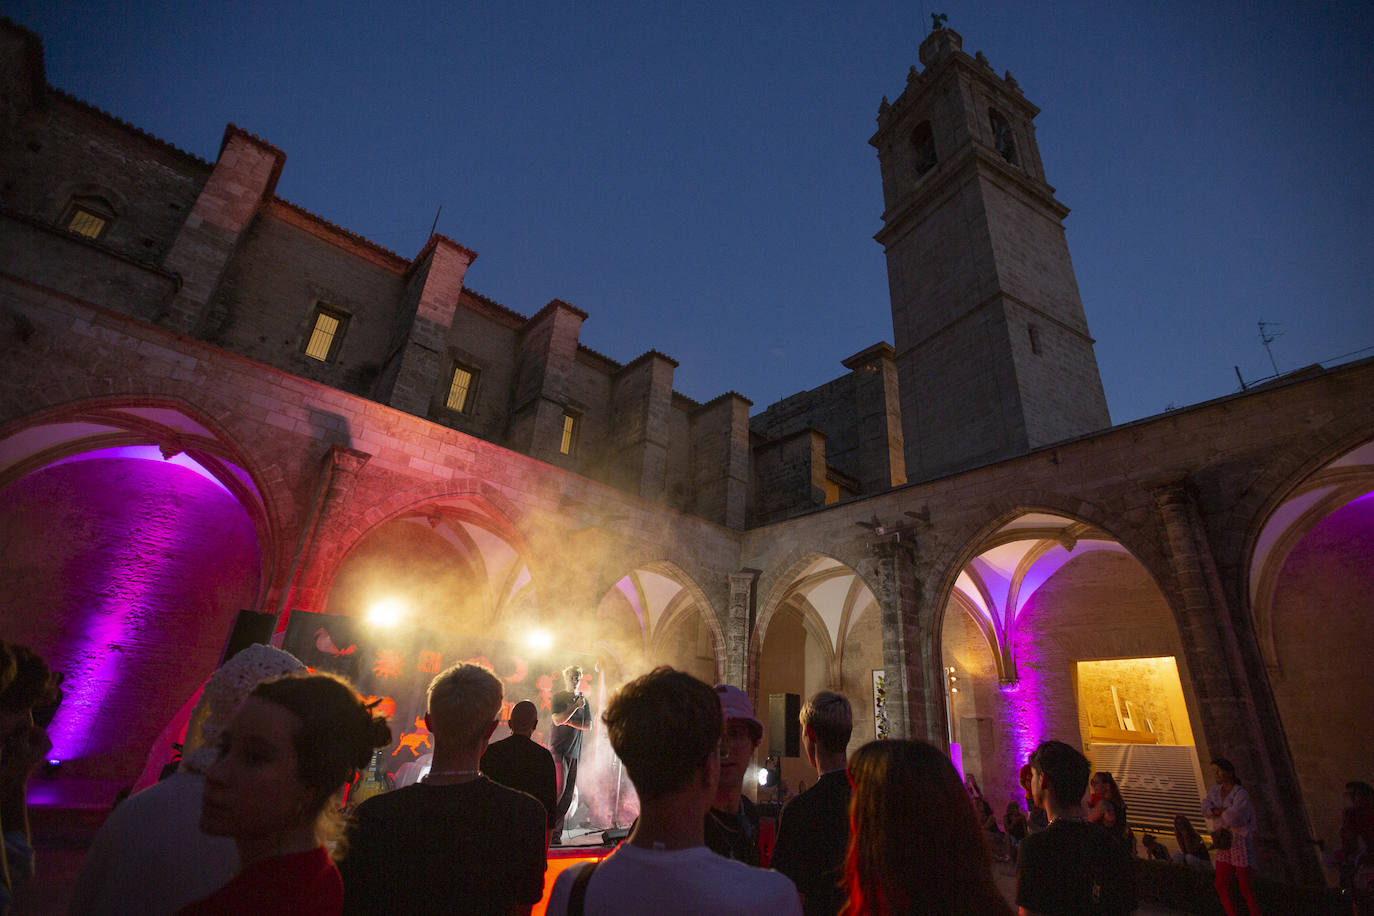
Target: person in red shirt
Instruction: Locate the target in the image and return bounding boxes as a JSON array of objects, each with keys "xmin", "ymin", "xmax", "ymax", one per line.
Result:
[{"xmin": 181, "ymin": 673, "xmax": 391, "ymax": 916}]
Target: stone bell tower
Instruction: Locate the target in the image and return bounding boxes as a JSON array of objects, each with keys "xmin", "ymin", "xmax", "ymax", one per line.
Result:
[{"xmin": 871, "ymin": 27, "xmax": 1110, "ymax": 481}]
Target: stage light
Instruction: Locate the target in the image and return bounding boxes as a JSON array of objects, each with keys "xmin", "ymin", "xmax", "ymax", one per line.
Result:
[
  {"xmin": 367, "ymin": 599, "xmax": 404, "ymax": 627},
  {"xmin": 758, "ymin": 754, "xmax": 781, "ymax": 791},
  {"xmin": 527, "ymin": 629, "xmax": 553, "ymax": 651}
]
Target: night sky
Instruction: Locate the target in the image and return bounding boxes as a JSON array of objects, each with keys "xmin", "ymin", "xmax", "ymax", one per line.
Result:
[{"xmin": 12, "ymin": 1, "xmax": 1374, "ymax": 423}]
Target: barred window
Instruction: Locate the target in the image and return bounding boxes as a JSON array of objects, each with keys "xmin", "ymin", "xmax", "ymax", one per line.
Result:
[
  {"xmin": 446, "ymin": 365, "xmax": 477, "ymax": 412},
  {"xmin": 67, "ymin": 207, "xmax": 108, "ymax": 239},
  {"xmin": 559, "ymin": 411, "xmax": 580, "ymax": 456},
  {"xmin": 304, "ymin": 306, "xmax": 347, "ymax": 361}
]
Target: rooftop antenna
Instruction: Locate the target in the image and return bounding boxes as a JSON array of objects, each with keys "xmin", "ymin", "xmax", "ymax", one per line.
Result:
[
  {"xmin": 428, "ymin": 204, "xmax": 443, "ymax": 240},
  {"xmin": 1258, "ymin": 320, "xmax": 1282, "ymax": 376}
]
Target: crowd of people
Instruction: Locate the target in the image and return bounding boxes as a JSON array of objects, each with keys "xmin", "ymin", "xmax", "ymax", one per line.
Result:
[{"xmin": 0, "ymin": 644, "xmax": 1362, "ymax": 914}]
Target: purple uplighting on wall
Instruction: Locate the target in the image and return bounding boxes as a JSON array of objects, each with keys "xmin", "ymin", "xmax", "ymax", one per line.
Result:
[
  {"xmin": 999, "ymin": 658, "xmax": 1048, "ymax": 769},
  {"xmin": 0, "ymin": 457, "xmax": 261, "ymax": 778}
]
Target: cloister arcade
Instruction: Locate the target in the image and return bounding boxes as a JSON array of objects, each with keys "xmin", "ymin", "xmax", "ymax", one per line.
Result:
[{"xmin": 0, "ymin": 379, "xmax": 1370, "ymax": 885}]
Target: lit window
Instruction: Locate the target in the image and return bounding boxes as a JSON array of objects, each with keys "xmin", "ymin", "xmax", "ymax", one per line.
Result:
[
  {"xmin": 559, "ymin": 412, "xmax": 579, "ymax": 456},
  {"xmin": 304, "ymin": 307, "xmax": 346, "ymax": 361},
  {"xmin": 67, "ymin": 208, "xmax": 108, "ymax": 239},
  {"xmin": 446, "ymin": 365, "xmax": 476, "ymax": 412}
]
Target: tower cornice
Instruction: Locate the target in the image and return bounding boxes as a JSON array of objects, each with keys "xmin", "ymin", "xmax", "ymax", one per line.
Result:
[
  {"xmin": 873, "ymin": 142, "xmax": 1068, "ymax": 249},
  {"xmin": 871, "ymin": 39, "xmax": 1040, "ymax": 148}
]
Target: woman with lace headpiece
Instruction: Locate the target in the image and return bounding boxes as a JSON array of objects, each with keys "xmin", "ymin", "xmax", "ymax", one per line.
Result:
[{"xmin": 72, "ymin": 645, "xmax": 306, "ymax": 915}]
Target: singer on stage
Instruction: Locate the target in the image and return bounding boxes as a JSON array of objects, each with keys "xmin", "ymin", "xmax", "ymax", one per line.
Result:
[{"xmin": 549, "ymin": 664, "xmax": 591, "ymax": 844}]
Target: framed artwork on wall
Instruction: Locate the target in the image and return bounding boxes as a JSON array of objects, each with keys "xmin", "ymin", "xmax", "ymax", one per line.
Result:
[{"xmin": 872, "ymin": 668, "xmax": 889, "ymax": 739}]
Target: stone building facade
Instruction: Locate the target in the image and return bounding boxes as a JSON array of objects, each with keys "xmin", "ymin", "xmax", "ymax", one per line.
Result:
[{"xmin": 1, "ymin": 18, "xmax": 1370, "ymax": 886}]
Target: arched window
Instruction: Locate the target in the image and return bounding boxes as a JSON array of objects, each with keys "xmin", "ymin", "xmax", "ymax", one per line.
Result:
[
  {"xmin": 912, "ymin": 121, "xmax": 938, "ymax": 177},
  {"xmin": 988, "ymin": 109, "xmax": 1018, "ymax": 166}
]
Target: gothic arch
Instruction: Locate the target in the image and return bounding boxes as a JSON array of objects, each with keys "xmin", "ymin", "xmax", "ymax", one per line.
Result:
[
  {"xmin": 926, "ymin": 491, "xmax": 1164, "ymax": 644},
  {"xmin": 633, "ymin": 561, "xmax": 725, "ymax": 683},
  {"xmin": 315, "ymin": 483, "xmax": 536, "ymax": 632},
  {"xmin": 0, "ymin": 396, "xmax": 277, "ymax": 778},
  {"xmin": 750, "ymin": 549, "xmax": 878, "ymax": 699},
  {"xmin": 754, "ymin": 547, "xmax": 880, "ymax": 653},
  {"xmin": 1240, "ymin": 430, "xmax": 1374, "ymax": 671},
  {"xmin": 310, "ymin": 476, "xmax": 530, "ymax": 607},
  {"xmin": 1219, "ymin": 418, "xmax": 1374, "ymax": 578},
  {"xmin": 0, "ymin": 395, "xmax": 282, "ymax": 604}
]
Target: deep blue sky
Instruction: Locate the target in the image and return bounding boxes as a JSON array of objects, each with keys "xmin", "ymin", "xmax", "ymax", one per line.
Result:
[{"xmin": 13, "ymin": 2, "xmax": 1374, "ymax": 422}]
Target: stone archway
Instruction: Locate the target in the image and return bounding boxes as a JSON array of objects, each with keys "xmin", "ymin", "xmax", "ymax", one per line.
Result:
[
  {"xmin": 1246, "ymin": 439, "xmax": 1374, "ymax": 852},
  {"xmin": 0, "ymin": 399, "xmax": 274, "ymax": 781},
  {"xmin": 753, "ymin": 553, "xmax": 880, "ymax": 794},
  {"xmin": 321, "ymin": 493, "xmax": 537, "ymax": 643},
  {"xmin": 938, "ymin": 510, "xmax": 1210, "ymax": 837}
]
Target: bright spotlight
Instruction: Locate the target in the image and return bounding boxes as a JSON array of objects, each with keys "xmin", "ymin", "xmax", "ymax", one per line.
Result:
[
  {"xmin": 758, "ymin": 767, "xmax": 770, "ymax": 787},
  {"xmin": 367, "ymin": 599, "xmax": 405, "ymax": 627},
  {"xmin": 527, "ymin": 629, "xmax": 553, "ymax": 652}
]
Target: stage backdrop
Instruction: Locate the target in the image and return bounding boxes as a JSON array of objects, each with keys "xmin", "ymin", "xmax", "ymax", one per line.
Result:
[{"xmin": 282, "ymin": 611, "xmax": 597, "ymax": 784}]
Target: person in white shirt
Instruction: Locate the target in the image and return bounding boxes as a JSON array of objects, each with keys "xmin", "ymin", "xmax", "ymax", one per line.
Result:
[
  {"xmin": 545, "ymin": 667, "xmax": 800, "ymax": 916},
  {"xmin": 1202, "ymin": 756, "xmax": 1261, "ymax": 916}
]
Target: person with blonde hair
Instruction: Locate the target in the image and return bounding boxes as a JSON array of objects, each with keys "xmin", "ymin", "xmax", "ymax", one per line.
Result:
[
  {"xmin": 340, "ymin": 663, "xmax": 547, "ymax": 915},
  {"xmin": 550, "ymin": 664, "xmax": 592, "ymax": 844},
  {"xmin": 773, "ymin": 690, "xmax": 854, "ymax": 914},
  {"xmin": 183, "ymin": 671, "xmax": 391, "ymax": 914},
  {"xmin": 841, "ymin": 739, "xmax": 1011, "ymax": 916}
]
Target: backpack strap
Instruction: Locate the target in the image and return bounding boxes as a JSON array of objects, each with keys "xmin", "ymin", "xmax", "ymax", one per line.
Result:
[{"xmin": 568, "ymin": 860, "xmax": 600, "ymax": 916}]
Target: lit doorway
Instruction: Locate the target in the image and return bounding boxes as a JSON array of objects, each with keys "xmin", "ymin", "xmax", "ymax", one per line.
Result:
[{"xmin": 1075, "ymin": 657, "xmax": 1207, "ymax": 837}]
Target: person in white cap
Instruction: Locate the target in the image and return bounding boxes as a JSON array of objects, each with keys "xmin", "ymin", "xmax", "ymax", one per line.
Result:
[
  {"xmin": 705, "ymin": 683, "xmax": 765, "ymax": 865},
  {"xmin": 70, "ymin": 644, "xmax": 305, "ymax": 916}
]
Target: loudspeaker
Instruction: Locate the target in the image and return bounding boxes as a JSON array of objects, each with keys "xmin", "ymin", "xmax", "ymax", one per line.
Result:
[
  {"xmin": 219, "ymin": 610, "xmax": 276, "ymax": 666},
  {"xmin": 768, "ymin": 692, "xmax": 801, "ymax": 758}
]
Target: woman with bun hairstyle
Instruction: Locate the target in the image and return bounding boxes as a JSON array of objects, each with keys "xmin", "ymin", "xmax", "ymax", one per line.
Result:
[
  {"xmin": 841, "ymin": 739, "xmax": 1012, "ymax": 916},
  {"xmin": 181, "ymin": 672, "xmax": 391, "ymax": 915}
]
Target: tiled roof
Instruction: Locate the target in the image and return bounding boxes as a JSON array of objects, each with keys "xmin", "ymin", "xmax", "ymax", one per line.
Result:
[
  {"xmin": 460, "ymin": 287, "xmax": 528, "ymax": 326},
  {"xmin": 270, "ymin": 196, "xmax": 409, "ymax": 267},
  {"xmin": 50, "ymin": 89, "xmax": 210, "ymax": 167}
]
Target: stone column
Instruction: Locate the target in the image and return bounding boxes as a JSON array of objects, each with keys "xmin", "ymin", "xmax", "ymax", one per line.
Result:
[
  {"xmin": 1152, "ymin": 479, "xmax": 1320, "ymax": 884},
  {"xmin": 724, "ymin": 570, "xmax": 757, "ymax": 689},
  {"xmin": 276, "ymin": 445, "xmax": 371, "ymax": 629},
  {"xmin": 871, "ymin": 536, "xmax": 942, "ymax": 743}
]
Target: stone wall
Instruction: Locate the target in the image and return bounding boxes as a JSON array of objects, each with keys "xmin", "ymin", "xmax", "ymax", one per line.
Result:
[
  {"xmin": 205, "ymin": 210, "xmax": 407, "ymax": 395},
  {"xmin": 0, "ymin": 93, "xmax": 209, "ymax": 268}
]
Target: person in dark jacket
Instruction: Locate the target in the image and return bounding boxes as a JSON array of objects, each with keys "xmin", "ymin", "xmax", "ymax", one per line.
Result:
[
  {"xmin": 772, "ymin": 691, "xmax": 853, "ymax": 915},
  {"xmin": 482, "ymin": 700, "xmax": 557, "ymax": 830}
]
